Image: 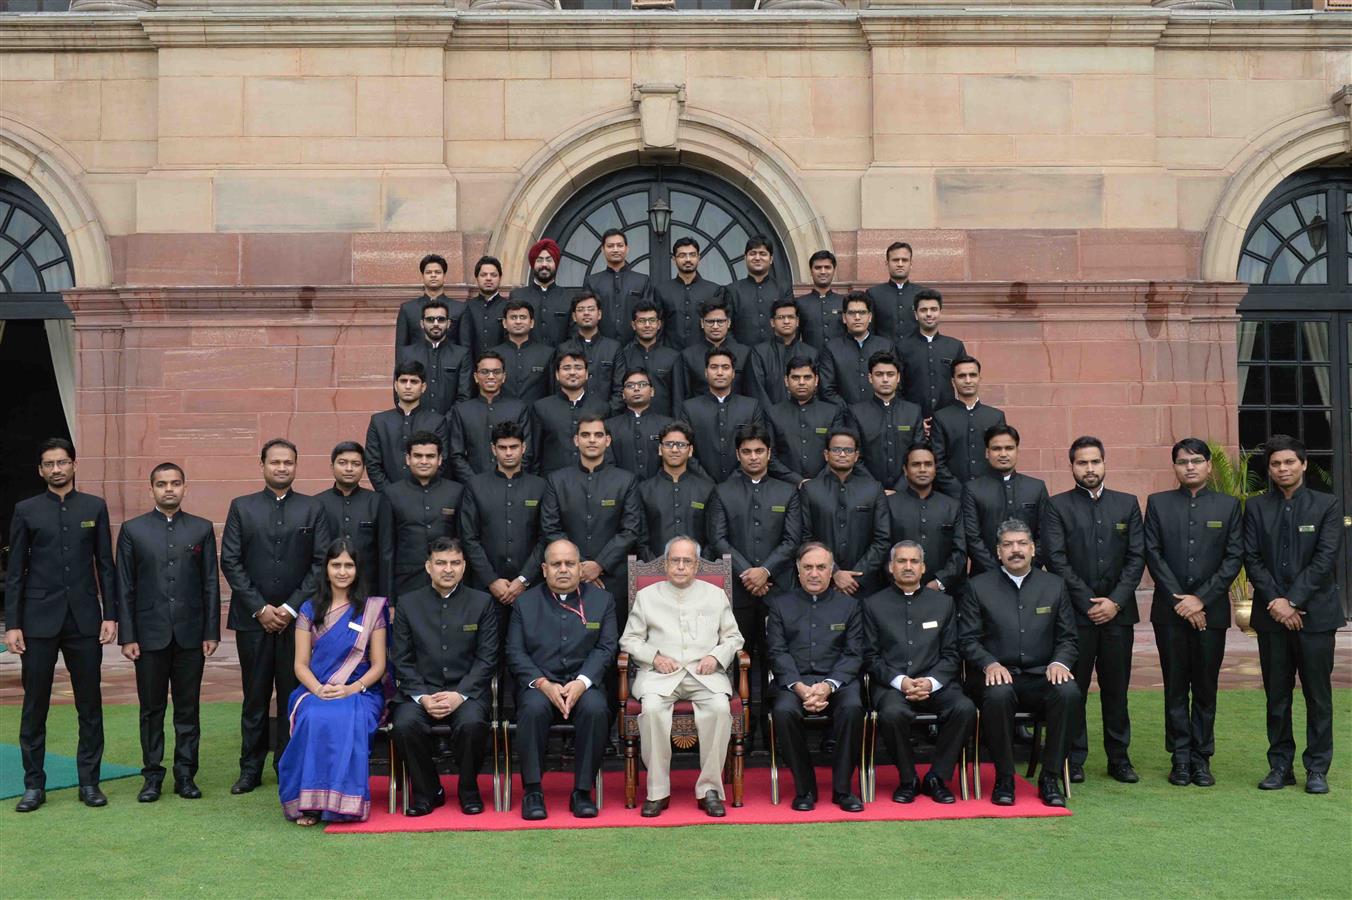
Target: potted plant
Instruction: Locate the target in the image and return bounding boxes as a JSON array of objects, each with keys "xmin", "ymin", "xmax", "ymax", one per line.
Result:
[{"xmin": 1206, "ymin": 441, "xmax": 1264, "ymax": 635}]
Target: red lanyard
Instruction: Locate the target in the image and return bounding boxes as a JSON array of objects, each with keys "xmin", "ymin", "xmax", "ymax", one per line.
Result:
[{"xmin": 553, "ymin": 589, "xmax": 587, "ymax": 626}]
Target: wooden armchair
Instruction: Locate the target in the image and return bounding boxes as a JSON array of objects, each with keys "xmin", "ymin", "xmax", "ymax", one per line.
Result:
[{"xmin": 617, "ymin": 553, "xmax": 751, "ymax": 808}]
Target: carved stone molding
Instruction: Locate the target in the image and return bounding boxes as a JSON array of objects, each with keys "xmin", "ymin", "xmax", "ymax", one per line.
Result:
[
  {"xmin": 759, "ymin": 0, "xmax": 845, "ymax": 9},
  {"xmin": 632, "ymin": 83, "xmax": 686, "ymax": 152},
  {"xmin": 1151, "ymin": 0, "xmax": 1233, "ymax": 8},
  {"xmin": 70, "ymin": 0, "xmax": 156, "ymax": 10},
  {"xmin": 1334, "ymin": 85, "xmax": 1352, "ymax": 152},
  {"xmin": 467, "ymin": 0, "xmax": 555, "ymax": 10}
]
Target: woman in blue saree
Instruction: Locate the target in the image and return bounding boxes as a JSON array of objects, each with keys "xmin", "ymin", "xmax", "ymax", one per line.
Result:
[{"xmin": 278, "ymin": 539, "xmax": 388, "ymax": 825}]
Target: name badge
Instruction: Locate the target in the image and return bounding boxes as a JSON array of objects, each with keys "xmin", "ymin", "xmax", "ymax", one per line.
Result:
[
  {"xmin": 1115, "ymin": 522, "xmax": 1127, "ymax": 532},
  {"xmin": 524, "ymin": 499, "xmax": 539, "ymax": 507},
  {"xmin": 441, "ymin": 508, "xmax": 455, "ymax": 517},
  {"xmin": 922, "ymin": 620, "xmax": 938, "ymax": 630},
  {"xmin": 814, "ymin": 427, "xmax": 828, "ymax": 435},
  {"xmin": 462, "ymin": 624, "xmax": 478, "ymax": 632},
  {"xmin": 81, "ymin": 520, "xmax": 96, "ymax": 528},
  {"xmin": 348, "ymin": 621, "xmax": 364, "ymax": 633},
  {"xmin": 771, "ymin": 505, "xmax": 787, "ymax": 513},
  {"xmin": 829, "ymin": 623, "xmax": 846, "ymax": 631},
  {"xmin": 1206, "ymin": 521, "xmax": 1223, "ymax": 528},
  {"xmin": 531, "ymin": 366, "xmax": 545, "ymax": 373},
  {"xmin": 1298, "ymin": 524, "xmax": 1316, "ymax": 533},
  {"xmin": 896, "ymin": 425, "xmax": 912, "ymax": 432},
  {"xmin": 601, "ymin": 498, "xmax": 616, "ymax": 507},
  {"xmin": 691, "ymin": 501, "xmax": 705, "ymax": 510},
  {"xmin": 1036, "ymin": 606, "xmax": 1051, "ymax": 615},
  {"xmin": 585, "ymin": 622, "xmax": 601, "ymax": 630}
]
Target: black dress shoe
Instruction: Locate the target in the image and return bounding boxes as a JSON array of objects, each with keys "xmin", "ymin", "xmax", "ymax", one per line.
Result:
[
  {"xmin": 991, "ymin": 776, "xmax": 1016, "ymax": 806},
  {"xmin": 1258, "ymin": 767, "xmax": 1295, "ymax": 790},
  {"xmin": 699, "ymin": 791, "xmax": 726, "ymax": 818},
  {"xmin": 1038, "ymin": 776, "xmax": 1066, "ymax": 808},
  {"xmin": 569, "ymin": 790, "xmax": 598, "ymax": 818},
  {"xmin": 137, "ymin": 779, "xmax": 163, "ymax": 803},
  {"xmin": 640, "ymin": 796, "xmax": 669, "ymax": 818},
  {"xmin": 833, "ymin": 793, "xmax": 864, "ymax": 812},
  {"xmin": 405, "ymin": 801, "xmax": 435, "ymax": 817},
  {"xmin": 790, "ymin": 794, "xmax": 815, "ymax": 811},
  {"xmin": 174, "ymin": 777, "xmax": 202, "ymax": 799},
  {"xmin": 230, "ymin": 775, "xmax": 260, "ymax": 795},
  {"xmin": 1168, "ymin": 761, "xmax": 1192, "ymax": 786},
  {"xmin": 459, "ymin": 793, "xmax": 485, "ymax": 815},
  {"xmin": 892, "ymin": 781, "xmax": 918, "ymax": 804},
  {"xmin": 79, "ymin": 785, "xmax": 108, "ymax": 808},
  {"xmin": 1108, "ymin": 762, "xmax": 1139, "ymax": 784},
  {"xmin": 1190, "ymin": 761, "xmax": 1215, "ymax": 788},
  {"xmin": 521, "ymin": 790, "xmax": 548, "ymax": 821},
  {"xmin": 14, "ymin": 789, "xmax": 45, "ymax": 813},
  {"xmin": 1068, "ymin": 762, "xmax": 1085, "ymax": 784},
  {"xmin": 921, "ymin": 773, "xmax": 956, "ymax": 804},
  {"xmin": 1305, "ymin": 772, "xmax": 1329, "ymax": 795}
]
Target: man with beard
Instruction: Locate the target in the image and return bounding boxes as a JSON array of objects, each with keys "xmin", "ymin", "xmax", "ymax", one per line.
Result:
[
  {"xmin": 557, "ymin": 291, "xmax": 623, "ymax": 408},
  {"xmin": 766, "ymin": 356, "xmax": 844, "ymax": 487},
  {"xmin": 220, "ymin": 438, "xmax": 330, "ymax": 794},
  {"xmin": 796, "ymin": 249, "xmax": 846, "ymax": 351},
  {"xmin": 493, "ymin": 299, "xmax": 556, "ymax": 407},
  {"xmin": 396, "ymin": 253, "xmax": 462, "ymax": 350},
  {"xmin": 960, "ymin": 519, "xmax": 1079, "ymax": 808},
  {"xmin": 896, "ymin": 289, "xmax": 966, "ymax": 422},
  {"xmin": 766, "ymin": 542, "xmax": 866, "ymax": 812},
  {"xmin": 1042, "ymin": 436, "xmax": 1145, "ymax": 785},
  {"xmin": 962, "ymin": 424, "xmax": 1049, "ymax": 576},
  {"xmin": 396, "ymin": 297, "xmax": 472, "ymax": 418},
  {"xmin": 117, "ymin": 462, "xmax": 219, "ymax": 803},
  {"xmin": 637, "ymin": 422, "xmax": 715, "ymax": 560},
  {"xmin": 682, "ymin": 348, "xmax": 766, "ymax": 484},
  {"xmin": 385, "ymin": 431, "xmax": 463, "ymax": 603},
  {"xmin": 7, "ymin": 438, "xmax": 119, "ymax": 812},
  {"xmin": 364, "ymin": 360, "xmax": 446, "ymax": 492},
  {"xmin": 585, "ymin": 228, "xmax": 649, "ymax": 345},
  {"xmin": 866, "ymin": 241, "xmax": 925, "ymax": 343},
  {"xmin": 614, "ymin": 300, "xmax": 684, "ymax": 417},
  {"xmin": 819, "ymin": 293, "xmax": 895, "ymax": 408},
  {"xmin": 517, "ymin": 239, "xmax": 572, "ymax": 347},
  {"xmin": 729, "ymin": 236, "xmax": 792, "ymax": 346},
  {"xmin": 798, "ymin": 428, "xmax": 890, "ymax": 597},
  {"xmin": 748, "ymin": 298, "xmax": 818, "ymax": 410},
  {"xmin": 677, "ymin": 298, "xmax": 752, "ymax": 404},
  {"xmin": 888, "ymin": 444, "xmax": 966, "ymax": 595},
  {"xmin": 458, "ymin": 255, "xmax": 509, "ymax": 363},
  {"xmin": 605, "ymin": 369, "xmax": 676, "ymax": 481},
  {"xmin": 932, "ymin": 356, "xmax": 1005, "ymax": 500},
  {"xmin": 655, "ymin": 237, "xmax": 728, "ymax": 349},
  {"xmin": 845, "ymin": 351, "xmax": 924, "ymax": 491},
  {"xmin": 445, "ymin": 350, "xmax": 535, "ymax": 481},
  {"xmin": 531, "ymin": 350, "xmax": 611, "ymax": 474},
  {"xmin": 316, "ymin": 441, "xmax": 393, "ymax": 601}
]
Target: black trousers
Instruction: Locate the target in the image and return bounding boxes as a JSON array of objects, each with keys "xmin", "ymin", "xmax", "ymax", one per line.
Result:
[
  {"xmin": 134, "ymin": 642, "xmax": 206, "ymax": 780},
  {"xmin": 235, "ymin": 627, "xmax": 297, "ymax": 778},
  {"xmin": 769, "ymin": 681, "xmax": 865, "ymax": 798},
  {"xmin": 390, "ymin": 698, "xmax": 490, "ymax": 802},
  {"xmin": 733, "ymin": 603, "xmax": 766, "ymax": 738},
  {"xmin": 19, "ymin": 611, "xmax": 104, "ymax": 790},
  {"xmin": 1070, "ymin": 623, "xmax": 1134, "ymax": 767},
  {"xmin": 1154, "ymin": 623, "xmax": 1226, "ymax": 764},
  {"xmin": 981, "ymin": 673, "xmax": 1080, "ymax": 780},
  {"xmin": 873, "ymin": 683, "xmax": 975, "ymax": 785},
  {"xmin": 515, "ymin": 686, "xmax": 608, "ymax": 790},
  {"xmin": 1257, "ymin": 629, "xmax": 1336, "ymax": 774}
]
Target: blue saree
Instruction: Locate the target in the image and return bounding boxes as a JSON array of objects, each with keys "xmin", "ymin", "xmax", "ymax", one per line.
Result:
[{"xmin": 278, "ymin": 596, "xmax": 388, "ymax": 822}]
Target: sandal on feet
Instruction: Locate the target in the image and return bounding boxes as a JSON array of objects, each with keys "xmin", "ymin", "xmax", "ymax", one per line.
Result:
[{"xmin": 296, "ymin": 815, "xmax": 319, "ymax": 826}]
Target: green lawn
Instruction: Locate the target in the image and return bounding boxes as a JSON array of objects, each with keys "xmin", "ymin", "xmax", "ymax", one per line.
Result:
[{"xmin": 2, "ymin": 691, "xmax": 1349, "ymax": 899}]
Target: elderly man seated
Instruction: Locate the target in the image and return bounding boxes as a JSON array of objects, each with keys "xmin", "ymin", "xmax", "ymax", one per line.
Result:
[{"xmin": 620, "ymin": 536, "xmax": 744, "ymax": 818}]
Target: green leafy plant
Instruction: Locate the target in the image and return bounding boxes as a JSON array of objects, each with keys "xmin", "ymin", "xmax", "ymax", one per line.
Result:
[{"xmin": 1206, "ymin": 441, "xmax": 1264, "ymax": 634}]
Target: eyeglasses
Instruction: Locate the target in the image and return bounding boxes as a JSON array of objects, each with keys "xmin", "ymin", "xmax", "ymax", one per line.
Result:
[
  {"xmin": 772, "ymin": 313, "xmax": 798, "ymax": 322},
  {"xmin": 422, "ymin": 316, "xmax": 449, "ymax": 324},
  {"xmin": 660, "ymin": 441, "xmax": 691, "ymax": 451},
  {"xmin": 40, "ymin": 459, "xmax": 74, "ymax": 470},
  {"xmin": 827, "ymin": 447, "xmax": 859, "ymax": 456},
  {"xmin": 624, "ymin": 381, "xmax": 651, "ymax": 390},
  {"xmin": 702, "ymin": 318, "xmax": 729, "ymax": 326},
  {"xmin": 476, "ymin": 368, "xmax": 504, "ymax": 377}
]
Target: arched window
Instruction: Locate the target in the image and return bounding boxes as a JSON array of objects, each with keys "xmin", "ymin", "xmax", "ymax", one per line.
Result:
[
  {"xmin": 543, "ymin": 165, "xmax": 788, "ymax": 289},
  {"xmin": 0, "ymin": 173, "xmax": 76, "ymax": 317}
]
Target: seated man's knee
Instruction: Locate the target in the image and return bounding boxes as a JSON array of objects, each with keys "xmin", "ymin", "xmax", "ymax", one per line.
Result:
[
  {"xmin": 640, "ymin": 694, "xmax": 668, "ymax": 716},
  {"xmin": 390, "ymin": 701, "xmax": 426, "ymax": 737},
  {"xmin": 982, "ymin": 682, "xmax": 1017, "ymax": 711},
  {"xmin": 1049, "ymin": 679, "xmax": 1082, "ymax": 706},
  {"xmin": 572, "ymin": 688, "xmax": 608, "ymax": 720}
]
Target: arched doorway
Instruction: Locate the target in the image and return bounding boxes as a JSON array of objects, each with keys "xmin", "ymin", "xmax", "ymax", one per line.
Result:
[
  {"xmin": 542, "ymin": 165, "xmax": 790, "ymax": 289},
  {"xmin": 1236, "ymin": 165, "xmax": 1352, "ymax": 604},
  {"xmin": 1, "ymin": 173, "xmax": 76, "ymax": 574}
]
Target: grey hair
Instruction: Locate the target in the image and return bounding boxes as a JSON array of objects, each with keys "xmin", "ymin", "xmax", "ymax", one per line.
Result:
[
  {"xmin": 664, "ymin": 535, "xmax": 701, "ymax": 558},
  {"xmin": 889, "ymin": 540, "xmax": 925, "ymax": 562},
  {"xmin": 996, "ymin": 518, "xmax": 1032, "ymax": 543},
  {"xmin": 796, "ymin": 540, "xmax": 835, "ymax": 565}
]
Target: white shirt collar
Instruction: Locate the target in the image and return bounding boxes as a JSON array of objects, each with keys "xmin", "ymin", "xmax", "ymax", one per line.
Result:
[{"xmin": 1001, "ymin": 568, "xmax": 1028, "ymax": 588}]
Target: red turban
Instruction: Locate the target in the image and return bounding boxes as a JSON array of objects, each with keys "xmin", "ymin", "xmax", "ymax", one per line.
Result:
[{"xmin": 528, "ymin": 239, "xmax": 561, "ymax": 265}]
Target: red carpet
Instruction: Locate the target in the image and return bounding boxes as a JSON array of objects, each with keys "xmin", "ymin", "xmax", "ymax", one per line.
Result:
[{"xmin": 327, "ymin": 765, "xmax": 1069, "ymax": 833}]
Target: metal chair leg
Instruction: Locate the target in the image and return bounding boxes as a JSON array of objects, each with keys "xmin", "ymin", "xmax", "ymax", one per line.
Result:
[
  {"xmin": 767, "ymin": 714, "xmax": 779, "ymax": 806},
  {"xmin": 502, "ymin": 722, "xmax": 513, "ymax": 811},
  {"xmin": 958, "ymin": 743, "xmax": 969, "ymax": 802},
  {"xmin": 596, "ymin": 765, "xmax": 604, "ymax": 811},
  {"xmin": 1063, "ymin": 759, "xmax": 1072, "ymax": 800},
  {"xmin": 492, "ymin": 720, "xmax": 502, "ymax": 813},
  {"xmin": 866, "ymin": 711, "xmax": 878, "ymax": 803},
  {"xmin": 972, "ymin": 713, "xmax": 982, "ymax": 800},
  {"xmin": 387, "ymin": 732, "xmax": 398, "ymax": 816}
]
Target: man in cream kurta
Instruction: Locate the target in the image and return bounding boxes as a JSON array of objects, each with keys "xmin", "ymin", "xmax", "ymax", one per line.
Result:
[{"xmin": 620, "ymin": 537, "xmax": 744, "ymax": 817}]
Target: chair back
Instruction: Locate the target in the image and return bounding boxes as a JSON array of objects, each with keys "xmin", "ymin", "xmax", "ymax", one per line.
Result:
[{"xmin": 626, "ymin": 553, "xmax": 732, "ymax": 613}]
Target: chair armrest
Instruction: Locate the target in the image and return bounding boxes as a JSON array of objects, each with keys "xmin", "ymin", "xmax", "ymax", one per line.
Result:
[
  {"xmin": 617, "ymin": 652, "xmax": 630, "ymax": 702},
  {"xmin": 735, "ymin": 650, "xmax": 750, "ymax": 701}
]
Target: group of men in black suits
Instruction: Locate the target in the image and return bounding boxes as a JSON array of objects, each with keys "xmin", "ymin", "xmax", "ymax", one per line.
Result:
[{"xmin": 4, "ymin": 230, "xmax": 1345, "ymax": 816}]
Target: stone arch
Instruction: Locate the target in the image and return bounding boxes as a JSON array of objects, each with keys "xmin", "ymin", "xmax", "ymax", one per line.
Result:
[
  {"xmin": 0, "ymin": 113, "xmax": 114, "ymax": 289},
  {"xmin": 1201, "ymin": 112, "xmax": 1350, "ymax": 283},
  {"xmin": 488, "ymin": 107, "xmax": 832, "ymax": 282}
]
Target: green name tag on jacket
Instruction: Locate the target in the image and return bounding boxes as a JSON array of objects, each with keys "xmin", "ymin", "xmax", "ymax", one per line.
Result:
[
  {"xmin": 829, "ymin": 623, "xmax": 846, "ymax": 631},
  {"xmin": 814, "ymin": 427, "xmax": 828, "ymax": 435},
  {"xmin": 691, "ymin": 501, "xmax": 705, "ymax": 510},
  {"xmin": 896, "ymin": 425, "xmax": 912, "ymax": 432},
  {"xmin": 462, "ymin": 624, "xmax": 478, "ymax": 632},
  {"xmin": 524, "ymin": 499, "xmax": 539, "ymax": 507},
  {"xmin": 585, "ymin": 622, "xmax": 601, "ymax": 630},
  {"xmin": 1035, "ymin": 606, "xmax": 1051, "ymax": 615},
  {"xmin": 601, "ymin": 499, "xmax": 616, "ymax": 507},
  {"xmin": 1299, "ymin": 524, "xmax": 1316, "ymax": 533},
  {"xmin": 771, "ymin": 505, "xmax": 787, "ymax": 513},
  {"xmin": 1115, "ymin": 522, "xmax": 1127, "ymax": 532},
  {"xmin": 1206, "ymin": 521, "xmax": 1223, "ymax": 528},
  {"xmin": 81, "ymin": 520, "xmax": 96, "ymax": 528}
]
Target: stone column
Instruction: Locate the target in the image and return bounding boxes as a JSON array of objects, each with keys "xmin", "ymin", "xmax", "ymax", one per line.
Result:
[
  {"xmin": 70, "ymin": 0, "xmax": 157, "ymax": 9},
  {"xmin": 1150, "ymin": 0, "xmax": 1235, "ymax": 8}
]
